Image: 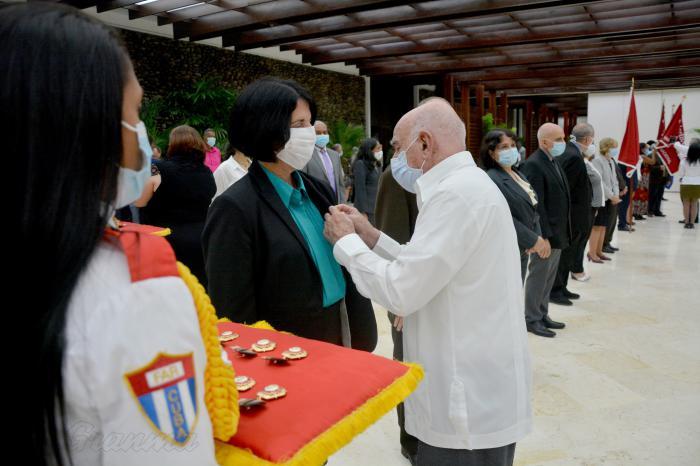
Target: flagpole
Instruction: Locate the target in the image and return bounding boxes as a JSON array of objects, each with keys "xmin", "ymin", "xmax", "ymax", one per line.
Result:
[{"xmin": 627, "ymin": 78, "xmax": 636, "ymax": 227}]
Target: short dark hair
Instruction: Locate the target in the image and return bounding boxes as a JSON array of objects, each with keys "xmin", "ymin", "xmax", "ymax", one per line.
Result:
[
  {"xmin": 480, "ymin": 129, "xmax": 517, "ymax": 170},
  {"xmin": 228, "ymin": 77, "xmax": 316, "ymax": 162},
  {"xmin": 639, "ymin": 142, "xmax": 648, "ymax": 153},
  {"xmin": 687, "ymin": 142, "xmax": 700, "ymax": 165}
]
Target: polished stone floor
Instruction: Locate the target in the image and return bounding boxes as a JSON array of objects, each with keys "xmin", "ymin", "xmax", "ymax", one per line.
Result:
[{"xmin": 331, "ymin": 195, "xmax": 699, "ymax": 466}]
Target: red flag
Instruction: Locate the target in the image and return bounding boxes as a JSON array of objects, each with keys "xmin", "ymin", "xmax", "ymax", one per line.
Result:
[
  {"xmin": 657, "ymin": 104, "xmax": 683, "ymax": 174},
  {"xmin": 617, "ymin": 87, "xmax": 639, "ymax": 176},
  {"xmin": 657, "ymin": 101, "xmax": 665, "ymax": 140}
]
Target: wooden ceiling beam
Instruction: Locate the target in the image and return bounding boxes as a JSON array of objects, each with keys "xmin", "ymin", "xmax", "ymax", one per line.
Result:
[
  {"xmin": 360, "ymin": 36, "xmax": 700, "ymax": 76},
  {"xmin": 218, "ymin": 0, "xmax": 603, "ymax": 49},
  {"xmin": 306, "ymin": 10, "xmax": 700, "ymax": 65}
]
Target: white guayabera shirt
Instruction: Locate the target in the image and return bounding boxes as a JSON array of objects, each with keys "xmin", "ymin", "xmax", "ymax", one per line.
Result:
[
  {"xmin": 334, "ymin": 151, "xmax": 532, "ymax": 450},
  {"xmin": 62, "ymin": 241, "xmax": 217, "ymax": 465}
]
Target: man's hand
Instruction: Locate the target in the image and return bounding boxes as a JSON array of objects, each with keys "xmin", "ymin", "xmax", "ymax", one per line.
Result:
[
  {"xmin": 526, "ymin": 236, "xmax": 551, "ymax": 259},
  {"xmin": 611, "ymin": 195, "xmax": 621, "ymax": 205},
  {"xmin": 323, "ymin": 206, "xmax": 356, "ymax": 245},
  {"xmin": 334, "ymin": 204, "xmax": 381, "ymax": 248},
  {"xmin": 393, "ymin": 315, "xmax": 404, "ymax": 332}
]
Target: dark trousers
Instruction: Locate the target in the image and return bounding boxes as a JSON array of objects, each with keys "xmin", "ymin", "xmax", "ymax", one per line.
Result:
[
  {"xmin": 417, "ymin": 441, "xmax": 516, "ymax": 466},
  {"xmin": 524, "ymin": 249, "xmax": 561, "ymax": 324},
  {"xmin": 551, "ymin": 230, "xmax": 587, "ymax": 297},
  {"xmin": 618, "ymin": 179, "xmax": 632, "ymax": 228},
  {"xmin": 648, "ymin": 183, "xmax": 664, "ymax": 215},
  {"xmin": 387, "ymin": 312, "xmax": 418, "ymax": 456},
  {"xmin": 604, "ymin": 203, "xmax": 618, "ymax": 247}
]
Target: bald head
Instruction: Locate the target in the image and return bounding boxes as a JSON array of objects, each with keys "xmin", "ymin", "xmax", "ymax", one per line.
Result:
[
  {"xmin": 392, "ymin": 97, "xmax": 466, "ymax": 172},
  {"xmin": 537, "ymin": 122, "xmax": 565, "ymax": 156}
]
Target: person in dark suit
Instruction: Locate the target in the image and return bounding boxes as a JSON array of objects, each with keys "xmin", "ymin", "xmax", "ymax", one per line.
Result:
[
  {"xmin": 549, "ymin": 124, "xmax": 594, "ymax": 305},
  {"xmin": 375, "ymin": 144, "xmax": 420, "ymax": 462},
  {"xmin": 302, "ymin": 119, "xmax": 346, "ymax": 204},
  {"xmin": 352, "ymin": 138, "xmax": 382, "ymax": 224},
  {"xmin": 481, "ymin": 129, "xmax": 547, "ymax": 282},
  {"xmin": 520, "ymin": 123, "xmax": 570, "ymax": 338},
  {"xmin": 140, "ymin": 125, "xmax": 215, "ymax": 286},
  {"xmin": 202, "ymin": 77, "xmax": 377, "ymax": 351}
]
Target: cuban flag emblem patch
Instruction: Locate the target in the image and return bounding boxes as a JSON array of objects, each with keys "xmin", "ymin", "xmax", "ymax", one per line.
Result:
[{"xmin": 125, "ymin": 353, "xmax": 198, "ymax": 445}]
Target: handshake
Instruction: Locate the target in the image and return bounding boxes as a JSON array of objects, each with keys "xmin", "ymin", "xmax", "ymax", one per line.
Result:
[{"xmin": 323, "ymin": 205, "xmax": 381, "ymax": 248}]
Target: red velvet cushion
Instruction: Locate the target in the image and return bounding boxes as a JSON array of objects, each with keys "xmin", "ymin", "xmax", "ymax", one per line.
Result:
[{"xmin": 218, "ymin": 322, "xmax": 410, "ymax": 462}]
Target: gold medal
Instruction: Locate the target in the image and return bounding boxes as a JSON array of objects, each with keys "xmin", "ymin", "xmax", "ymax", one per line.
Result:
[
  {"xmin": 251, "ymin": 338, "xmax": 276, "ymax": 352},
  {"xmin": 235, "ymin": 375, "xmax": 256, "ymax": 392},
  {"xmin": 218, "ymin": 330, "xmax": 239, "ymax": 343},
  {"xmin": 257, "ymin": 384, "xmax": 287, "ymax": 400},
  {"xmin": 282, "ymin": 346, "xmax": 308, "ymax": 360}
]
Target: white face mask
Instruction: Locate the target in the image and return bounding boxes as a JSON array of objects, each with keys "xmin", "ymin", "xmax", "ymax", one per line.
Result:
[
  {"xmin": 374, "ymin": 150, "xmax": 383, "ymax": 162},
  {"xmin": 583, "ymin": 142, "xmax": 596, "ymax": 156},
  {"xmin": 207, "ymin": 136, "xmax": 216, "ymax": 147},
  {"xmin": 390, "ymin": 138, "xmax": 423, "ymax": 193},
  {"xmin": 116, "ymin": 121, "xmax": 152, "ymax": 209},
  {"xmin": 276, "ymin": 126, "xmax": 316, "ymax": 170}
]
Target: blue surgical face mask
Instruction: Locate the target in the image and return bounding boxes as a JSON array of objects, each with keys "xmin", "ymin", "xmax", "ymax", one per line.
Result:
[
  {"xmin": 207, "ymin": 136, "xmax": 216, "ymax": 147},
  {"xmin": 391, "ymin": 138, "xmax": 422, "ymax": 193},
  {"xmin": 116, "ymin": 120, "xmax": 152, "ymax": 208},
  {"xmin": 497, "ymin": 147, "xmax": 519, "ymax": 167},
  {"xmin": 609, "ymin": 147, "xmax": 620, "ymax": 158},
  {"xmin": 644, "ymin": 148, "xmax": 652, "ymax": 156},
  {"xmin": 315, "ymin": 134, "xmax": 330, "ymax": 147},
  {"xmin": 550, "ymin": 141, "xmax": 566, "ymax": 157}
]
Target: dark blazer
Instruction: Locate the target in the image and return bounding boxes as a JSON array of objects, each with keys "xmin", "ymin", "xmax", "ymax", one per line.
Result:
[
  {"xmin": 202, "ymin": 160, "xmax": 377, "ymax": 351},
  {"xmin": 375, "ymin": 167, "xmax": 419, "ymax": 245},
  {"xmin": 520, "ymin": 148, "xmax": 572, "ymax": 250},
  {"xmin": 141, "ymin": 153, "xmax": 215, "ymax": 286},
  {"xmin": 487, "ymin": 167, "xmax": 541, "ymax": 252},
  {"xmin": 352, "ymin": 158, "xmax": 380, "ymax": 215},
  {"xmin": 557, "ymin": 142, "xmax": 593, "ymax": 235}
]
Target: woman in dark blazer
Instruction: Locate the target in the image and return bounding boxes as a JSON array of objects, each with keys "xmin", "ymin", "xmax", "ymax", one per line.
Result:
[
  {"xmin": 481, "ymin": 130, "xmax": 548, "ymax": 281},
  {"xmin": 203, "ymin": 78, "xmax": 377, "ymax": 351},
  {"xmin": 140, "ymin": 125, "xmax": 215, "ymax": 286},
  {"xmin": 352, "ymin": 138, "xmax": 382, "ymax": 225}
]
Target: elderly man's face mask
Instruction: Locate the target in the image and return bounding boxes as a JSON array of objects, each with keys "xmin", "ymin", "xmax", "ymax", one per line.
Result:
[{"xmin": 391, "ymin": 137, "xmax": 424, "ymax": 193}]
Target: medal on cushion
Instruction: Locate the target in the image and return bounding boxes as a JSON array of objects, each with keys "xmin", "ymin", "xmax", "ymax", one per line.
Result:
[
  {"xmin": 282, "ymin": 346, "xmax": 308, "ymax": 360},
  {"xmin": 239, "ymin": 398, "xmax": 266, "ymax": 411},
  {"xmin": 235, "ymin": 375, "xmax": 256, "ymax": 392},
  {"xmin": 219, "ymin": 330, "xmax": 239, "ymax": 343},
  {"xmin": 257, "ymin": 384, "xmax": 287, "ymax": 400},
  {"xmin": 251, "ymin": 339, "xmax": 277, "ymax": 352}
]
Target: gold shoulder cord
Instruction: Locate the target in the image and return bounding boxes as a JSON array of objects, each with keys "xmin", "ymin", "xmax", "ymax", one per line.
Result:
[{"xmin": 177, "ymin": 262, "xmax": 239, "ymax": 441}]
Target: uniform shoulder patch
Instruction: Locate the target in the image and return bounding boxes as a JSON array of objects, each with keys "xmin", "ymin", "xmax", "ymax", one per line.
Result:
[{"xmin": 124, "ymin": 353, "xmax": 199, "ymax": 446}]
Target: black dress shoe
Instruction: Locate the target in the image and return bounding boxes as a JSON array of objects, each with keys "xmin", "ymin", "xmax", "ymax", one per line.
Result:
[
  {"xmin": 563, "ymin": 290, "xmax": 580, "ymax": 299},
  {"xmin": 608, "ymin": 245, "xmax": 620, "ymax": 251},
  {"xmin": 654, "ymin": 212, "xmax": 666, "ymax": 217},
  {"xmin": 602, "ymin": 246, "xmax": 616, "ymax": 254},
  {"xmin": 527, "ymin": 322, "xmax": 556, "ymax": 337},
  {"xmin": 549, "ymin": 295, "xmax": 573, "ymax": 306},
  {"xmin": 543, "ymin": 315, "xmax": 566, "ymax": 329}
]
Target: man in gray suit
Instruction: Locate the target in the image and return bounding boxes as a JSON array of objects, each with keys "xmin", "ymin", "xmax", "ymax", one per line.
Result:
[{"xmin": 303, "ymin": 120, "xmax": 346, "ymax": 204}]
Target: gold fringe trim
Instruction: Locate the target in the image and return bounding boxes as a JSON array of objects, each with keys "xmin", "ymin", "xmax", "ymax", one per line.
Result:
[
  {"xmin": 215, "ymin": 362, "xmax": 424, "ymax": 466},
  {"xmin": 152, "ymin": 227, "xmax": 171, "ymax": 237},
  {"xmin": 177, "ymin": 262, "xmax": 239, "ymax": 441}
]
